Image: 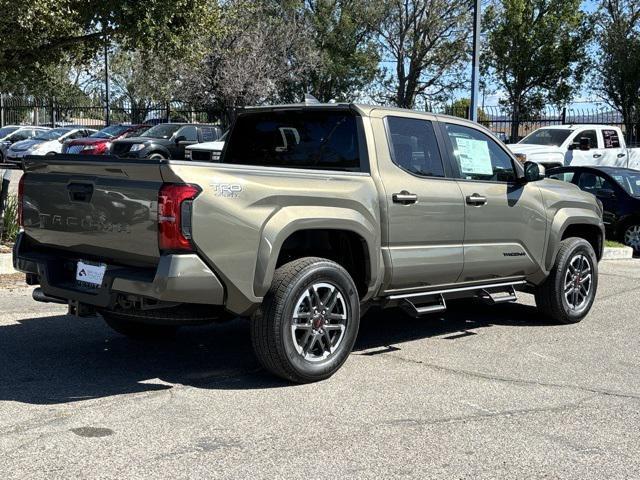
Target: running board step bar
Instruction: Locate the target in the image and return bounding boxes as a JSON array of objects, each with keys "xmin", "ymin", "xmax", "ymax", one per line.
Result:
[
  {"xmin": 478, "ymin": 286, "xmax": 518, "ymax": 305},
  {"xmin": 400, "ymin": 294, "xmax": 447, "ymax": 318}
]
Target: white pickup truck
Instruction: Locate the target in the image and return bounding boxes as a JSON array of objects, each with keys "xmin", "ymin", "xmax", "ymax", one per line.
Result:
[{"xmin": 508, "ymin": 125, "xmax": 640, "ymax": 170}]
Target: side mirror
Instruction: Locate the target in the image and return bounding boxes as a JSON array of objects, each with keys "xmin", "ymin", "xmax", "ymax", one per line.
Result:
[
  {"xmin": 596, "ymin": 188, "xmax": 615, "ymax": 199},
  {"xmin": 579, "ymin": 137, "xmax": 591, "ymax": 151},
  {"xmin": 175, "ymin": 135, "xmax": 187, "ymax": 144},
  {"xmin": 523, "ymin": 161, "xmax": 545, "ymax": 183}
]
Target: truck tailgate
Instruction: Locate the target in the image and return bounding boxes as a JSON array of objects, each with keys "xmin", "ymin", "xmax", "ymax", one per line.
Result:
[{"xmin": 21, "ymin": 156, "xmax": 163, "ymax": 267}]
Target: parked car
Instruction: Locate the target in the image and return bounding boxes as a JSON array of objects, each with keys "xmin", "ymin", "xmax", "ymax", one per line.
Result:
[
  {"xmin": 62, "ymin": 124, "xmax": 150, "ymax": 155},
  {"xmin": 184, "ymin": 132, "xmax": 226, "ymax": 162},
  {"xmin": 15, "ymin": 103, "xmax": 604, "ymax": 383},
  {"xmin": 6, "ymin": 127, "xmax": 97, "ymax": 164},
  {"xmin": 509, "ymin": 125, "xmax": 634, "ymax": 169},
  {"xmin": 548, "ymin": 165, "xmax": 640, "ymax": 252},
  {"xmin": 110, "ymin": 123, "xmax": 223, "ymax": 160},
  {"xmin": 0, "ymin": 126, "xmax": 51, "ymax": 162}
]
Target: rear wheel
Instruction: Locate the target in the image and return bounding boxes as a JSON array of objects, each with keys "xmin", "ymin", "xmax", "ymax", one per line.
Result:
[
  {"xmin": 251, "ymin": 257, "xmax": 360, "ymax": 383},
  {"xmin": 535, "ymin": 237, "xmax": 598, "ymax": 324},
  {"xmin": 148, "ymin": 153, "xmax": 166, "ymax": 160},
  {"xmin": 623, "ymin": 224, "xmax": 640, "ymax": 253}
]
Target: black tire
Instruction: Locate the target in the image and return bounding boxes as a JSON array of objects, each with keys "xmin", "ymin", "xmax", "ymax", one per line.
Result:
[
  {"xmin": 101, "ymin": 311, "xmax": 178, "ymax": 340},
  {"xmin": 251, "ymin": 257, "xmax": 360, "ymax": 383},
  {"xmin": 535, "ymin": 237, "xmax": 598, "ymax": 324},
  {"xmin": 622, "ymin": 223, "xmax": 640, "ymax": 253}
]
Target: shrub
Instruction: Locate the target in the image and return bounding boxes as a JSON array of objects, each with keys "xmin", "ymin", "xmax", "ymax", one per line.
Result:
[{"xmin": 1, "ymin": 195, "xmax": 19, "ymax": 244}]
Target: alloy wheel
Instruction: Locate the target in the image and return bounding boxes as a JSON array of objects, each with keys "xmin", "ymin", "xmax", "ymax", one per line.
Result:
[
  {"xmin": 624, "ymin": 225, "xmax": 640, "ymax": 251},
  {"xmin": 564, "ymin": 253, "xmax": 593, "ymax": 311},
  {"xmin": 291, "ymin": 282, "xmax": 348, "ymax": 362}
]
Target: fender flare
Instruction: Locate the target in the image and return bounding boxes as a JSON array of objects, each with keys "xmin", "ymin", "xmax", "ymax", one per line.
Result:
[
  {"xmin": 253, "ymin": 206, "xmax": 381, "ymax": 299},
  {"xmin": 545, "ymin": 209, "xmax": 605, "ymax": 271}
]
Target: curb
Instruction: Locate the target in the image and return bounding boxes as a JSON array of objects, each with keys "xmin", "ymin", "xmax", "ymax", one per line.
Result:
[
  {"xmin": 0, "ymin": 252, "xmax": 16, "ymax": 275},
  {"xmin": 602, "ymin": 246, "xmax": 634, "ymax": 261}
]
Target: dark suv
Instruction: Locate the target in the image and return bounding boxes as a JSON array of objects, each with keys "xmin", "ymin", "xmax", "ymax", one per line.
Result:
[{"xmin": 110, "ymin": 123, "xmax": 223, "ymax": 160}]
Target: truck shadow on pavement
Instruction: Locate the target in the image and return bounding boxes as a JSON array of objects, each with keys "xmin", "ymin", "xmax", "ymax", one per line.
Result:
[{"xmin": 0, "ymin": 300, "xmax": 556, "ymax": 404}]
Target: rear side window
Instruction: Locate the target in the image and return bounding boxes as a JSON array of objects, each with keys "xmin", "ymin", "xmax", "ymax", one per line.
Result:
[
  {"xmin": 603, "ymin": 130, "xmax": 621, "ymax": 148},
  {"xmin": 223, "ymin": 110, "xmax": 361, "ymax": 171},
  {"xmin": 445, "ymin": 123, "xmax": 516, "ymax": 182},
  {"xmin": 201, "ymin": 127, "xmax": 219, "ymax": 142},
  {"xmin": 386, "ymin": 117, "xmax": 445, "ymax": 178}
]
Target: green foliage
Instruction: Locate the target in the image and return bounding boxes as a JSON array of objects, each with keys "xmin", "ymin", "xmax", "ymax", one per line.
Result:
[
  {"xmin": 1, "ymin": 196, "xmax": 19, "ymax": 244},
  {"xmin": 593, "ymin": 0, "xmax": 640, "ymax": 130},
  {"xmin": 299, "ymin": 0, "xmax": 384, "ymax": 102},
  {"xmin": 483, "ymin": 0, "xmax": 591, "ymax": 133},
  {"xmin": 0, "ymin": 0, "xmax": 219, "ymax": 92},
  {"xmin": 377, "ymin": 0, "xmax": 472, "ymax": 109}
]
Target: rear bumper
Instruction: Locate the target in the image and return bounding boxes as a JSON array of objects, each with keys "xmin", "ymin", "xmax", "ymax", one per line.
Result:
[{"xmin": 13, "ymin": 234, "xmax": 225, "ymax": 309}]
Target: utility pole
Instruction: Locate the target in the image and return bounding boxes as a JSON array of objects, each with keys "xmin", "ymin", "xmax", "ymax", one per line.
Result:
[
  {"xmin": 104, "ymin": 36, "xmax": 110, "ymax": 126},
  {"xmin": 470, "ymin": 0, "xmax": 481, "ymax": 123}
]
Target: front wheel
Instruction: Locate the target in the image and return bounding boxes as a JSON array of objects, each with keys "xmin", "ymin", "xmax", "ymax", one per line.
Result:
[
  {"xmin": 251, "ymin": 257, "xmax": 360, "ymax": 383},
  {"xmin": 535, "ymin": 237, "xmax": 598, "ymax": 324}
]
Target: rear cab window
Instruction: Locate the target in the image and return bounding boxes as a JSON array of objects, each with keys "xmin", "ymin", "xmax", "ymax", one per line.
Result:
[{"xmin": 223, "ymin": 109, "xmax": 364, "ymax": 172}]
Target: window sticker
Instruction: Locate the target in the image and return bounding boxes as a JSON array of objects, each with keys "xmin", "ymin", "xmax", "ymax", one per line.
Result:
[{"xmin": 454, "ymin": 137, "xmax": 493, "ymax": 176}]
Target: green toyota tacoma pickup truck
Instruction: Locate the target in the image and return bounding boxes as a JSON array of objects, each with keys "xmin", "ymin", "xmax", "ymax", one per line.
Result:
[{"xmin": 14, "ymin": 104, "xmax": 604, "ymax": 383}]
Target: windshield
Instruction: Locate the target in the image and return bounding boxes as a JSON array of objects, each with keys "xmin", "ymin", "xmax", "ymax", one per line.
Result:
[
  {"xmin": 520, "ymin": 129, "xmax": 573, "ymax": 147},
  {"xmin": 610, "ymin": 171, "xmax": 640, "ymax": 196},
  {"xmin": 0, "ymin": 127, "xmax": 19, "ymax": 138},
  {"xmin": 90, "ymin": 125, "xmax": 130, "ymax": 139},
  {"xmin": 141, "ymin": 124, "xmax": 182, "ymax": 139},
  {"xmin": 34, "ymin": 128, "xmax": 71, "ymax": 141}
]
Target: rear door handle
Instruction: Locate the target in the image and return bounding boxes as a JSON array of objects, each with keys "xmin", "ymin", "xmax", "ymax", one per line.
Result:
[
  {"xmin": 466, "ymin": 194, "xmax": 487, "ymax": 206},
  {"xmin": 593, "ymin": 153, "xmax": 603, "ymax": 159},
  {"xmin": 392, "ymin": 191, "xmax": 418, "ymax": 205},
  {"xmin": 618, "ymin": 153, "xmax": 627, "ymax": 158}
]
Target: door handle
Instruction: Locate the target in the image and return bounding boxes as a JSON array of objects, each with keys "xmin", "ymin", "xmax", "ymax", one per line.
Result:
[
  {"xmin": 593, "ymin": 153, "xmax": 603, "ymax": 159},
  {"xmin": 392, "ymin": 191, "xmax": 418, "ymax": 205},
  {"xmin": 466, "ymin": 194, "xmax": 487, "ymax": 206},
  {"xmin": 618, "ymin": 153, "xmax": 627, "ymax": 158}
]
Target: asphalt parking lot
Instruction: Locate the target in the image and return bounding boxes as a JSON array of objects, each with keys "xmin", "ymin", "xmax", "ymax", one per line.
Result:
[{"xmin": 1, "ymin": 259, "xmax": 639, "ymax": 479}]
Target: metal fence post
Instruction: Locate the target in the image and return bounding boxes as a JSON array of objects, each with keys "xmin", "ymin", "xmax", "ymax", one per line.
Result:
[
  {"xmin": 0, "ymin": 93, "xmax": 4, "ymax": 127},
  {"xmin": 166, "ymin": 102, "xmax": 171, "ymax": 123},
  {"xmin": 561, "ymin": 107, "xmax": 567, "ymax": 125}
]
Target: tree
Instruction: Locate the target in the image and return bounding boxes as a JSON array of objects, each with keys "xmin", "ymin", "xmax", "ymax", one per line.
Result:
[
  {"xmin": 593, "ymin": 0, "xmax": 640, "ymax": 143},
  {"xmin": 0, "ymin": 0, "xmax": 218, "ymax": 92},
  {"xmin": 483, "ymin": 0, "xmax": 591, "ymax": 141},
  {"xmin": 376, "ymin": 0, "xmax": 473, "ymax": 109},
  {"xmin": 299, "ymin": 0, "xmax": 384, "ymax": 102},
  {"xmin": 182, "ymin": 0, "xmax": 319, "ymax": 123}
]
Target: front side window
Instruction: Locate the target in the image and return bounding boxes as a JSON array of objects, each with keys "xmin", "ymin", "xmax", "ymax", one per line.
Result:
[
  {"xmin": 386, "ymin": 117, "xmax": 445, "ymax": 178},
  {"xmin": 577, "ymin": 173, "xmax": 607, "ymax": 194},
  {"xmin": 549, "ymin": 171, "xmax": 575, "ymax": 183},
  {"xmin": 177, "ymin": 126, "xmax": 198, "ymax": 142},
  {"xmin": 571, "ymin": 130, "xmax": 598, "ymax": 149},
  {"xmin": 445, "ymin": 123, "xmax": 516, "ymax": 182},
  {"xmin": 142, "ymin": 124, "xmax": 182, "ymax": 139},
  {"xmin": 223, "ymin": 110, "xmax": 361, "ymax": 171}
]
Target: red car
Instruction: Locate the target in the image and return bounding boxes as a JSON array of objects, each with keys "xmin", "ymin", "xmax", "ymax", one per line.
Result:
[{"xmin": 62, "ymin": 124, "xmax": 150, "ymax": 155}]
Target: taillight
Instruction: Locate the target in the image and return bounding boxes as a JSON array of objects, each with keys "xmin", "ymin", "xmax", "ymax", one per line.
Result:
[
  {"xmin": 17, "ymin": 175, "xmax": 25, "ymax": 227},
  {"xmin": 158, "ymin": 184, "xmax": 201, "ymax": 252}
]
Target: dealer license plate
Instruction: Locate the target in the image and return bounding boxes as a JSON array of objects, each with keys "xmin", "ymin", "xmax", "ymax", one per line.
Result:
[{"xmin": 76, "ymin": 261, "xmax": 107, "ymax": 287}]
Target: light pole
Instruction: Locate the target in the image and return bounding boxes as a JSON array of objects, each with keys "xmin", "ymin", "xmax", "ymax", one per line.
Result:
[
  {"xmin": 470, "ymin": 0, "xmax": 481, "ymax": 122},
  {"xmin": 104, "ymin": 35, "xmax": 110, "ymax": 126}
]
